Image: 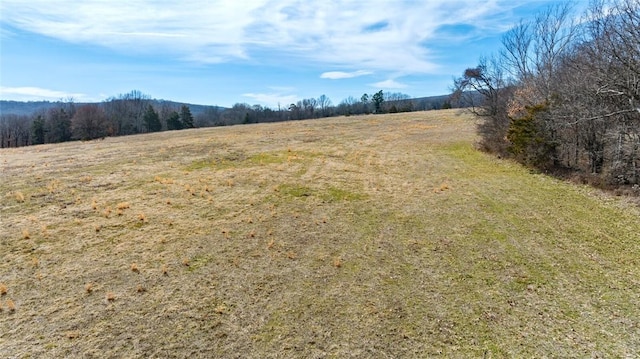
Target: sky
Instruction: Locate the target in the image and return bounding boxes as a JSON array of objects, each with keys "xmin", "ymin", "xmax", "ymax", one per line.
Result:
[{"xmin": 0, "ymin": 0, "xmax": 578, "ymax": 109}]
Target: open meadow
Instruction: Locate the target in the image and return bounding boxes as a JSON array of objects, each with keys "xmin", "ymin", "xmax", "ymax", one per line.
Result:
[{"xmin": 1, "ymin": 110, "xmax": 639, "ymax": 358}]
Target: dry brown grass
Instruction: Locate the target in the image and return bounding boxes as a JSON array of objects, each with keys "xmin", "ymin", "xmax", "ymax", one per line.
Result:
[
  {"xmin": 1, "ymin": 110, "xmax": 640, "ymax": 357},
  {"xmin": 116, "ymin": 202, "xmax": 130, "ymax": 210},
  {"xmin": 5, "ymin": 299, "xmax": 16, "ymax": 312},
  {"xmin": 14, "ymin": 191, "xmax": 25, "ymax": 203}
]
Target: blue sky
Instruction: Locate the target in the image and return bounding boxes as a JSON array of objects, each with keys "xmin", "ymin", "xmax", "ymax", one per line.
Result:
[{"xmin": 0, "ymin": 0, "xmax": 577, "ymax": 108}]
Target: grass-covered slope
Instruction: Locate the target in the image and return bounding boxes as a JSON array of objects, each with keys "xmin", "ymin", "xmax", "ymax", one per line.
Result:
[{"xmin": 1, "ymin": 110, "xmax": 638, "ymax": 357}]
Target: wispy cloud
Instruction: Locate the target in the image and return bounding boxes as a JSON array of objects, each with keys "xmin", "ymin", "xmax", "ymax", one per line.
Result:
[
  {"xmin": 0, "ymin": 0, "xmax": 519, "ymax": 75},
  {"xmin": 320, "ymin": 70, "xmax": 372, "ymax": 80},
  {"xmin": 242, "ymin": 92, "xmax": 299, "ymax": 109},
  {"xmin": 370, "ymin": 79, "xmax": 408, "ymax": 90},
  {"xmin": 0, "ymin": 86, "xmax": 89, "ymax": 101}
]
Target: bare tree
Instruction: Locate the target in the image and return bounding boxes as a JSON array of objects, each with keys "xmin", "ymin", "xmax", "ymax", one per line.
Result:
[
  {"xmin": 0, "ymin": 114, "xmax": 31, "ymax": 148},
  {"xmin": 103, "ymin": 90, "xmax": 151, "ymax": 135},
  {"xmin": 72, "ymin": 104, "xmax": 108, "ymax": 140},
  {"xmin": 302, "ymin": 98, "xmax": 317, "ymax": 118},
  {"xmin": 500, "ymin": 20, "xmax": 533, "ymax": 82},
  {"xmin": 317, "ymin": 94, "xmax": 332, "ymax": 117},
  {"xmin": 453, "ymin": 56, "xmax": 513, "ymax": 153}
]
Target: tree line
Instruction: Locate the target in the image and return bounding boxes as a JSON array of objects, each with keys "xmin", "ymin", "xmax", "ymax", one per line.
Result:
[
  {"xmin": 453, "ymin": 0, "xmax": 640, "ymax": 188},
  {"xmin": 0, "ymin": 91, "xmax": 197, "ymax": 147},
  {"xmin": 1, "ymin": 89, "xmax": 453, "ymax": 148}
]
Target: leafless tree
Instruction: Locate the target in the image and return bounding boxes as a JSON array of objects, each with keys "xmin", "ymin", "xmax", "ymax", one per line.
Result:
[
  {"xmin": 453, "ymin": 55, "xmax": 513, "ymax": 153},
  {"xmin": 72, "ymin": 104, "xmax": 108, "ymax": 140},
  {"xmin": 103, "ymin": 90, "xmax": 151, "ymax": 135},
  {"xmin": 317, "ymin": 94, "xmax": 332, "ymax": 117},
  {"xmin": 0, "ymin": 114, "xmax": 31, "ymax": 148}
]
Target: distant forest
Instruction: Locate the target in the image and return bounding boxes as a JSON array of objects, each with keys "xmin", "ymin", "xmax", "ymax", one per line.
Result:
[{"xmin": 0, "ymin": 90, "xmax": 455, "ymax": 148}]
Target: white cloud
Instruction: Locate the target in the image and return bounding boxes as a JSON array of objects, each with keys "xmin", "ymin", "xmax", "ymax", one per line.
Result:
[
  {"xmin": 370, "ymin": 79, "xmax": 408, "ymax": 89},
  {"xmin": 320, "ymin": 70, "xmax": 372, "ymax": 80},
  {"xmin": 243, "ymin": 92, "xmax": 299, "ymax": 109},
  {"xmin": 0, "ymin": 86, "xmax": 90, "ymax": 101},
  {"xmin": 0, "ymin": 0, "xmax": 521, "ymax": 74}
]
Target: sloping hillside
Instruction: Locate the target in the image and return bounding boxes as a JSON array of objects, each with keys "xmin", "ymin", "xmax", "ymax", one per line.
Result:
[{"xmin": 1, "ymin": 110, "xmax": 639, "ymax": 358}]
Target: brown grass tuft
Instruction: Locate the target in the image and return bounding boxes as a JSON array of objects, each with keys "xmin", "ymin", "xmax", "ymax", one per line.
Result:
[
  {"xmin": 103, "ymin": 207, "xmax": 111, "ymax": 218},
  {"xmin": 66, "ymin": 331, "xmax": 80, "ymax": 339},
  {"xmin": 40, "ymin": 224, "xmax": 48, "ymax": 237},
  {"xmin": 131, "ymin": 263, "xmax": 139, "ymax": 272},
  {"xmin": 105, "ymin": 292, "xmax": 115, "ymax": 302},
  {"xmin": 162, "ymin": 264, "xmax": 168, "ymax": 276},
  {"xmin": 0, "ymin": 283, "xmax": 7, "ymax": 295},
  {"xmin": 116, "ymin": 202, "xmax": 130, "ymax": 210},
  {"xmin": 15, "ymin": 191, "xmax": 25, "ymax": 203},
  {"xmin": 182, "ymin": 258, "xmax": 190, "ymax": 267},
  {"xmin": 46, "ymin": 180, "xmax": 61, "ymax": 193},
  {"xmin": 85, "ymin": 283, "xmax": 93, "ymax": 294},
  {"xmin": 137, "ymin": 285, "xmax": 146, "ymax": 293},
  {"xmin": 333, "ymin": 257, "xmax": 342, "ymax": 268},
  {"xmin": 434, "ymin": 182, "xmax": 451, "ymax": 193},
  {"xmin": 137, "ymin": 213, "xmax": 147, "ymax": 222},
  {"xmin": 6, "ymin": 299, "xmax": 16, "ymax": 312},
  {"xmin": 214, "ymin": 304, "xmax": 227, "ymax": 314},
  {"xmin": 22, "ymin": 229, "xmax": 30, "ymax": 240},
  {"xmin": 155, "ymin": 176, "xmax": 174, "ymax": 184}
]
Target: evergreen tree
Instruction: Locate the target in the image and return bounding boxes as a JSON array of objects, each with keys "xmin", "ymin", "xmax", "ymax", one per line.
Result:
[
  {"xmin": 180, "ymin": 105, "xmax": 195, "ymax": 128},
  {"xmin": 372, "ymin": 90, "xmax": 384, "ymax": 113},
  {"xmin": 31, "ymin": 115, "xmax": 46, "ymax": 145},
  {"xmin": 166, "ymin": 111, "xmax": 183, "ymax": 130},
  {"xmin": 46, "ymin": 108, "xmax": 72, "ymax": 143},
  {"xmin": 143, "ymin": 105, "xmax": 162, "ymax": 132}
]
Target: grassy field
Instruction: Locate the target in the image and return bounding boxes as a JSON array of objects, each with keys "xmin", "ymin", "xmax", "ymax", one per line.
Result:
[{"xmin": 1, "ymin": 109, "xmax": 639, "ymax": 358}]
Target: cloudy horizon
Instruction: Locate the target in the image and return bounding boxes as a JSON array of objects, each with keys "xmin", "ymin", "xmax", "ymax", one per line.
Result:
[{"xmin": 0, "ymin": 1, "xmax": 577, "ymax": 108}]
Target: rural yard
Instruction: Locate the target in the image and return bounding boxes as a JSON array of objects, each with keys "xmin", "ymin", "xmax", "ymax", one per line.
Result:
[{"xmin": 1, "ymin": 110, "xmax": 639, "ymax": 358}]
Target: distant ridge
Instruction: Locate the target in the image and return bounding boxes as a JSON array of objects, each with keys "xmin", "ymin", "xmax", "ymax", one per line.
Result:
[
  {"xmin": 0, "ymin": 99, "xmax": 226, "ymax": 117},
  {"xmin": 0, "ymin": 100, "xmax": 62, "ymax": 116}
]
